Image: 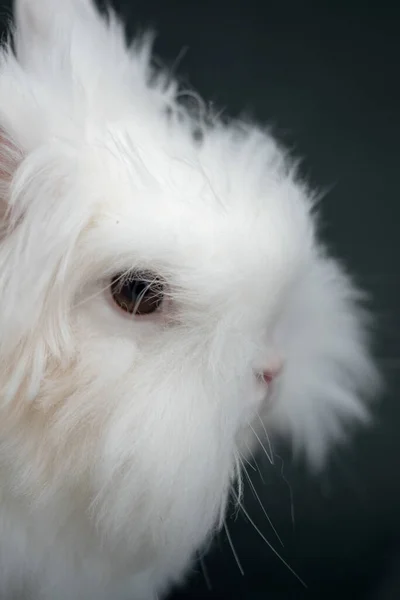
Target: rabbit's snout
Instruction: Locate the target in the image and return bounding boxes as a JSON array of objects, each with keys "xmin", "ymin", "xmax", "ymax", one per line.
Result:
[
  {"xmin": 254, "ymin": 353, "xmax": 283, "ymax": 386},
  {"xmin": 260, "ymin": 362, "xmax": 283, "ymax": 384}
]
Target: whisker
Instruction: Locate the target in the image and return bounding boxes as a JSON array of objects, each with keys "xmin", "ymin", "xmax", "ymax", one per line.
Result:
[
  {"xmin": 232, "ymin": 491, "xmax": 307, "ymax": 589},
  {"xmin": 223, "ymin": 519, "xmax": 244, "ymax": 576},
  {"xmin": 275, "ymin": 453, "xmax": 296, "ymax": 531},
  {"xmin": 238, "ymin": 455, "xmax": 284, "ymax": 547},
  {"xmin": 239, "ymin": 450, "xmax": 257, "ymax": 473},
  {"xmin": 243, "ymin": 441, "xmax": 267, "ymax": 484},
  {"xmin": 250, "ymin": 424, "xmax": 274, "ymax": 464},
  {"xmin": 254, "ymin": 455, "xmax": 266, "ymax": 485},
  {"xmin": 256, "ymin": 413, "xmax": 275, "ymax": 464},
  {"xmin": 232, "ymin": 452, "xmax": 244, "ymax": 520},
  {"xmin": 198, "ymin": 554, "xmax": 212, "ymax": 591}
]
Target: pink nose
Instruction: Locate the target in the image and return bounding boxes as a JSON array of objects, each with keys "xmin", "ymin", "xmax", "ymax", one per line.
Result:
[{"xmin": 260, "ymin": 362, "xmax": 283, "ymax": 384}]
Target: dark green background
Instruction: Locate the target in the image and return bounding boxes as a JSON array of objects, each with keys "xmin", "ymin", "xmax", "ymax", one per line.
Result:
[{"xmin": 1, "ymin": 1, "xmax": 399, "ymax": 598}]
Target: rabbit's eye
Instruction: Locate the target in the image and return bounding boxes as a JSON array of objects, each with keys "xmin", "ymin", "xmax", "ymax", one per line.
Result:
[{"xmin": 110, "ymin": 272, "xmax": 164, "ymax": 316}]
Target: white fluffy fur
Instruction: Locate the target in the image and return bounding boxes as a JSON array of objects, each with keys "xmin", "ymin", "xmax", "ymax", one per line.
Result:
[{"xmin": 0, "ymin": 1, "xmax": 379, "ymax": 598}]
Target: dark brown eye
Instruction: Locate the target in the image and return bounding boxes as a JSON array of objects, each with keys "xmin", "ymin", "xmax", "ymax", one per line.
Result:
[{"xmin": 110, "ymin": 271, "xmax": 164, "ymax": 316}]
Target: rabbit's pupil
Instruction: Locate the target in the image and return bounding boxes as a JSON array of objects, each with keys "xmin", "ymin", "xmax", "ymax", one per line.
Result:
[{"xmin": 111, "ymin": 273, "xmax": 163, "ymax": 315}]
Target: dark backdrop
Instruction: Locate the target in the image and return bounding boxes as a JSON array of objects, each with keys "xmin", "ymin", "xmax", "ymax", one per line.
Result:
[{"xmin": 1, "ymin": 1, "xmax": 399, "ymax": 598}]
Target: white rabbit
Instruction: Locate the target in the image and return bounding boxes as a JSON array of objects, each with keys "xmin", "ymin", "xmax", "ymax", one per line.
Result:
[{"xmin": 0, "ymin": 0, "xmax": 379, "ymax": 598}]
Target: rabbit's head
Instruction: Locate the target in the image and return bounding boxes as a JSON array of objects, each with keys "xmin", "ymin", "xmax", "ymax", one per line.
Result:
[{"xmin": 0, "ymin": 0, "xmax": 378, "ymax": 566}]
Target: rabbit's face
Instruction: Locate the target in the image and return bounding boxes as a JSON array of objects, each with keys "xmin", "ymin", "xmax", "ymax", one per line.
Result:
[
  {"xmin": 0, "ymin": 113, "xmax": 313, "ymax": 555},
  {"xmin": 0, "ymin": 0, "xmax": 377, "ymax": 572},
  {"xmin": 71, "ymin": 123, "xmax": 313, "ymax": 428}
]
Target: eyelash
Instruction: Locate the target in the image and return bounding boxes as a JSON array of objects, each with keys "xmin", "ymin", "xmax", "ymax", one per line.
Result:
[{"xmin": 110, "ymin": 271, "xmax": 164, "ymax": 316}]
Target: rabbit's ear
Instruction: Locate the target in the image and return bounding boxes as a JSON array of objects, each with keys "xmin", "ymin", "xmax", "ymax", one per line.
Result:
[
  {"xmin": 11, "ymin": 0, "xmax": 164, "ymax": 128},
  {"xmin": 0, "ymin": 122, "xmax": 88, "ymax": 401},
  {"xmin": 0, "ymin": 127, "xmax": 22, "ymax": 231},
  {"xmin": 14, "ymin": 0, "xmax": 100, "ymax": 66}
]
